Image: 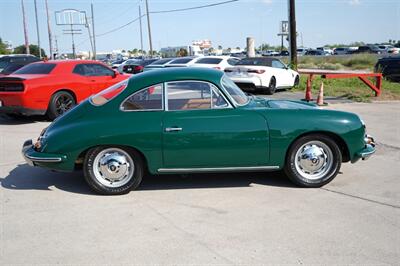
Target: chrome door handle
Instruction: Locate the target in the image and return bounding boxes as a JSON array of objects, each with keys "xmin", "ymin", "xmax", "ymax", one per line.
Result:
[{"xmin": 165, "ymin": 127, "xmax": 182, "ymax": 132}]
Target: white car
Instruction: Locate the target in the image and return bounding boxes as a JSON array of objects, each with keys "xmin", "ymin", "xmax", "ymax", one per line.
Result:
[
  {"xmin": 316, "ymin": 47, "xmax": 334, "ymax": 55},
  {"xmin": 191, "ymin": 56, "xmax": 240, "ymax": 71},
  {"xmin": 224, "ymin": 57, "xmax": 299, "ymax": 95},
  {"xmin": 165, "ymin": 57, "xmax": 199, "ymax": 68}
]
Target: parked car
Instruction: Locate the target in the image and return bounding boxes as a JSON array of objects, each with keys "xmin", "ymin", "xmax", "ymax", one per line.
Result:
[
  {"xmin": 304, "ymin": 50, "xmax": 326, "ymax": 56},
  {"xmin": 351, "ymin": 45, "xmax": 381, "ymax": 54},
  {"xmin": 224, "ymin": 57, "xmax": 299, "ymax": 94},
  {"xmin": 165, "ymin": 57, "xmax": 199, "ymax": 67},
  {"xmin": 143, "ymin": 58, "xmax": 175, "ymax": 71},
  {"xmin": 122, "ymin": 58, "xmax": 158, "ymax": 74},
  {"xmin": 375, "ymin": 56, "xmax": 400, "ymax": 82},
  {"xmin": 278, "ymin": 50, "xmax": 289, "ymax": 56},
  {"xmin": 0, "ymin": 60, "xmax": 129, "ymax": 119},
  {"xmin": 296, "ymin": 48, "xmax": 310, "ymax": 56},
  {"xmin": 110, "ymin": 59, "xmax": 126, "ymax": 69},
  {"xmin": 378, "ymin": 45, "xmax": 400, "ymax": 54},
  {"xmin": 191, "ymin": 56, "xmax": 240, "ymax": 71},
  {"xmin": 0, "ymin": 54, "xmax": 41, "ymax": 76},
  {"xmin": 316, "ymin": 47, "xmax": 334, "ymax": 55},
  {"xmin": 333, "ymin": 47, "xmax": 350, "ymax": 55},
  {"xmin": 22, "ymin": 67, "xmax": 375, "ymax": 195}
]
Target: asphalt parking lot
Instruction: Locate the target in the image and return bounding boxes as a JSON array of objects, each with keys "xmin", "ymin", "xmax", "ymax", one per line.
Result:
[{"xmin": 0, "ymin": 100, "xmax": 399, "ymax": 265}]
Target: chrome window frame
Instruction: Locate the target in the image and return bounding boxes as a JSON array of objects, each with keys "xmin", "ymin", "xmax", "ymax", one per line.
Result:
[
  {"xmin": 119, "ymin": 83, "xmax": 164, "ymax": 112},
  {"xmin": 220, "ymin": 75, "xmax": 250, "ymax": 107},
  {"xmin": 164, "ymin": 80, "xmax": 233, "ymax": 112}
]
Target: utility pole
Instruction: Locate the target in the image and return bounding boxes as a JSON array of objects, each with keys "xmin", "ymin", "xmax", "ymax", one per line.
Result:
[
  {"xmin": 139, "ymin": 6, "xmax": 144, "ymax": 53},
  {"xmin": 91, "ymin": 3, "xmax": 97, "ymax": 60},
  {"xmin": 34, "ymin": 0, "xmax": 41, "ymax": 58},
  {"xmin": 45, "ymin": 0, "xmax": 53, "ymax": 59},
  {"xmin": 288, "ymin": 0, "xmax": 297, "ymax": 69},
  {"xmin": 145, "ymin": 0, "xmax": 153, "ymax": 56},
  {"xmin": 21, "ymin": 0, "xmax": 30, "ymax": 54}
]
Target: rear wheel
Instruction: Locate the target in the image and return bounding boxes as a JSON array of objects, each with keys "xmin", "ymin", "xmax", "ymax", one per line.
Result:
[
  {"xmin": 264, "ymin": 77, "xmax": 276, "ymax": 95},
  {"xmin": 83, "ymin": 146, "xmax": 143, "ymax": 195},
  {"xmin": 284, "ymin": 134, "xmax": 342, "ymax": 187},
  {"xmin": 47, "ymin": 91, "xmax": 76, "ymax": 120}
]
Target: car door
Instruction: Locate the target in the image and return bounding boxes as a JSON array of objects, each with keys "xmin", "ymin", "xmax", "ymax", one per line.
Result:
[
  {"xmin": 85, "ymin": 63, "xmax": 116, "ymax": 93},
  {"xmin": 71, "ymin": 63, "xmax": 101, "ymax": 99},
  {"xmin": 162, "ymin": 80, "xmax": 269, "ymax": 168},
  {"xmin": 272, "ymin": 59, "xmax": 293, "ymax": 87}
]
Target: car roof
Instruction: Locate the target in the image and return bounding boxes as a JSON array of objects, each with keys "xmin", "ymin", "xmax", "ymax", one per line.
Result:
[{"xmin": 126, "ymin": 67, "xmax": 224, "ymax": 91}]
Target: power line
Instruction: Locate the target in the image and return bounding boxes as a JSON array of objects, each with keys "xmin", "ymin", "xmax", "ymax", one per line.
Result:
[
  {"xmin": 96, "ymin": 14, "xmax": 146, "ymax": 37},
  {"xmin": 150, "ymin": 0, "xmax": 239, "ymax": 14}
]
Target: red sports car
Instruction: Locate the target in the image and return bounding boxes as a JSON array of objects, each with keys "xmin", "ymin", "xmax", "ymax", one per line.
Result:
[{"xmin": 0, "ymin": 60, "xmax": 129, "ymax": 119}]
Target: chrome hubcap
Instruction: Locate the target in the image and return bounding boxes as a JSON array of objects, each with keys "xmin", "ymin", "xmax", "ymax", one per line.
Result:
[
  {"xmin": 93, "ymin": 148, "xmax": 134, "ymax": 188},
  {"xmin": 294, "ymin": 141, "xmax": 333, "ymax": 180}
]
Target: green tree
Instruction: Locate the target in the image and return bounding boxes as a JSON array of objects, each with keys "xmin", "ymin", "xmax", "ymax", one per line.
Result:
[
  {"xmin": 176, "ymin": 48, "xmax": 188, "ymax": 57},
  {"xmin": 0, "ymin": 38, "xmax": 10, "ymax": 54},
  {"xmin": 13, "ymin": 44, "xmax": 46, "ymax": 58}
]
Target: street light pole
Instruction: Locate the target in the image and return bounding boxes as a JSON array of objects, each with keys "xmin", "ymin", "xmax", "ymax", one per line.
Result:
[
  {"xmin": 145, "ymin": 0, "xmax": 153, "ymax": 56},
  {"xmin": 34, "ymin": 0, "xmax": 41, "ymax": 58},
  {"xmin": 91, "ymin": 3, "xmax": 97, "ymax": 60},
  {"xmin": 288, "ymin": 0, "xmax": 297, "ymax": 69},
  {"xmin": 21, "ymin": 0, "xmax": 30, "ymax": 54},
  {"xmin": 45, "ymin": 0, "xmax": 53, "ymax": 59},
  {"xmin": 139, "ymin": 6, "xmax": 144, "ymax": 53}
]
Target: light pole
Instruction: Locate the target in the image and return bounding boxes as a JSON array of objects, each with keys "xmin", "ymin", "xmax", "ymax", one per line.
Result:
[{"xmin": 145, "ymin": 0, "xmax": 153, "ymax": 56}]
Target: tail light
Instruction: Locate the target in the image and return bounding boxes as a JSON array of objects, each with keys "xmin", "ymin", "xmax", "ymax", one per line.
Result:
[
  {"xmin": 134, "ymin": 65, "xmax": 144, "ymax": 72},
  {"xmin": 0, "ymin": 82, "xmax": 25, "ymax": 92},
  {"xmin": 213, "ymin": 66, "xmax": 221, "ymax": 70},
  {"xmin": 247, "ymin": 69, "xmax": 265, "ymax": 74}
]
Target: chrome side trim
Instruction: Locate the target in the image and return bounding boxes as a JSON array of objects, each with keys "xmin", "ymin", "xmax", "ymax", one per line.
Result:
[
  {"xmin": 158, "ymin": 165, "xmax": 280, "ymax": 173},
  {"xmin": 25, "ymin": 155, "xmax": 62, "ymax": 163}
]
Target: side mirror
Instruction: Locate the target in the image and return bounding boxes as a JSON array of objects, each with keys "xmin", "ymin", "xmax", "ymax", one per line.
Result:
[{"xmin": 112, "ymin": 70, "xmax": 118, "ymax": 78}]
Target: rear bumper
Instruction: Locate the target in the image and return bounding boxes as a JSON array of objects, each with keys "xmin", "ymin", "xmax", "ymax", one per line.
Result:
[
  {"xmin": 22, "ymin": 139, "xmax": 66, "ymax": 166},
  {"xmin": 0, "ymin": 105, "xmax": 46, "ymax": 116},
  {"xmin": 228, "ymin": 75, "xmax": 263, "ymax": 87}
]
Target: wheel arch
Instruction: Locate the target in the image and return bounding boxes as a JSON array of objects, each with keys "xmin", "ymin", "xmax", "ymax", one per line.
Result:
[
  {"xmin": 75, "ymin": 144, "xmax": 150, "ymax": 173},
  {"xmin": 285, "ymin": 131, "xmax": 350, "ymax": 163},
  {"xmin": 51, "ymin": 88, "xmax": 77, "ymax": 103}
]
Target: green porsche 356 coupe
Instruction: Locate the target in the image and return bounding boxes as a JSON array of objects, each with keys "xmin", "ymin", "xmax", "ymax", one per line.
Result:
[{"xmin": 22, "ymin": 68, "xmax": 375, "ymax": 195}]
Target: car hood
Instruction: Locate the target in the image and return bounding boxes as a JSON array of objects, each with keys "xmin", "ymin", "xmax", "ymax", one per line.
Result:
[{"xmin": 247, "ymin": 96, "xmax": 317, "ymax": 109}]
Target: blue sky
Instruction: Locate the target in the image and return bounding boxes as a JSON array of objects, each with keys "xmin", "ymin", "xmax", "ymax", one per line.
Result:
[{"xmin": 1, "ymin": 0, "xmax": 399, "ymax": 55}]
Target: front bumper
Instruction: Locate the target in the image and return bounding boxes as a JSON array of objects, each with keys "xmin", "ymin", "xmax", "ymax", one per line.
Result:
[
  {"xmin": 353, "ymin": 134, "xmax": 376, "ymax": 162},
  {"xmin": 22, "ymin": 139, "xmax": 66, "ymax": 166}
]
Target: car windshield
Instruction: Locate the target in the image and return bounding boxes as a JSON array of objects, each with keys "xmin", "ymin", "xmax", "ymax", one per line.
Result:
[
  {"xmin": 221, "ymin": 75, "xmax": 249, "ymax": 106},
  {"xmin": 14, "ymin": 63, "xmax": 56, "ymax": 74},
  {"xmin": 90, "ymin": 79, "xmax": 129, "ymax": 106},
  {"xmin": 0, "ymin": 60, "xmax": 9, "ymax": 72}
]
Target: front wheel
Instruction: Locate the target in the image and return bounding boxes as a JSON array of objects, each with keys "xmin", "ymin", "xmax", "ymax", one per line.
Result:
[
  {"xmin": 284, "ymin": 134, "xmax": 342, "ymax": 187},
  {"xmin": 83, "ymin": 146, "xmax": 144, "ymax": 195}
]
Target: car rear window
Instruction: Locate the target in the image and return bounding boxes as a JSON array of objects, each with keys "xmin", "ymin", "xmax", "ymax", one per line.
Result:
[
  {"xmin": 236, "ymin": 58, "xmax": 272, "ymax": 67},
  {"xmin": 150, "ymin": 58, "xmax": 173, "ymax": 65},
  {"xmin": 170, "ymin": 58, "xmax": 193, "ymax": 64},
  {"xmin": 91, "ymin": 79, "xmax": 129, "ymax": 106},
  {"xmin": 14, "ymin": 63, "xmax": 56, "ymax": 74},
  {"xmin": 195, "ymin": 58, "xmax": 223, "ymax": 65}
]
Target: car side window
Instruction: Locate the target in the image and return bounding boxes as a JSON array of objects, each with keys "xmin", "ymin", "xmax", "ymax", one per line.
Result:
[
  {"xmin": 72, "ymin": 64, "xmax": 86, "ymax": 76},
  {"xmin": 121, "ymin": 84, "xmax": 163, "ymax": 111},
  {"xmin": 92, "ymin": 64, "xmax": 114, "ymax": 76},
  {"xmin": 212, "ymin": 86, "xmax": 229, "ymax": 108},
  {"xmin": 167, "ymin": 81, "xmax": 212, "ymax": 111},
  {"xmin": 272, "ymin": 60, "xmax": 286, "ymax": 69}
]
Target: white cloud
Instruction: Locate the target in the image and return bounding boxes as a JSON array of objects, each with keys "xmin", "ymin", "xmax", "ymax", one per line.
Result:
[{"xmin": 349, "ymin": 0, "xmax": 361, "ymax": 5}]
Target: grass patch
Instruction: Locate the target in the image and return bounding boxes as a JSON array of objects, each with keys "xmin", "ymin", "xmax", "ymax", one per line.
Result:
[{"xmin": 294, "ymin": 75, "xmax": 400, "ymax": 102}]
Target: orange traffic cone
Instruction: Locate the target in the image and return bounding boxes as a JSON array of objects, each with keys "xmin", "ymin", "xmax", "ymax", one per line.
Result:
[{"xmin": 316, "ymin": 82, "xmax": 326, "ymax": 106}]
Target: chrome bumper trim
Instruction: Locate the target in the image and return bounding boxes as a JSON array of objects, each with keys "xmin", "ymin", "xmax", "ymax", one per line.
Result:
[{"xmin": 158, "ymin": 165, "xmax": 280, "ymax": 173}]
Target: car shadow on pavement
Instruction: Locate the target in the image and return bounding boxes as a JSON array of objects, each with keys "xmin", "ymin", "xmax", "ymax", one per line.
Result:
[
  {"xmin": 0, "ymin": 164, "xmax": 296, "ymax": 195},
  {"xmin": 0, "ymin": 114, "xmax": 48, "ymax": 125}
]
